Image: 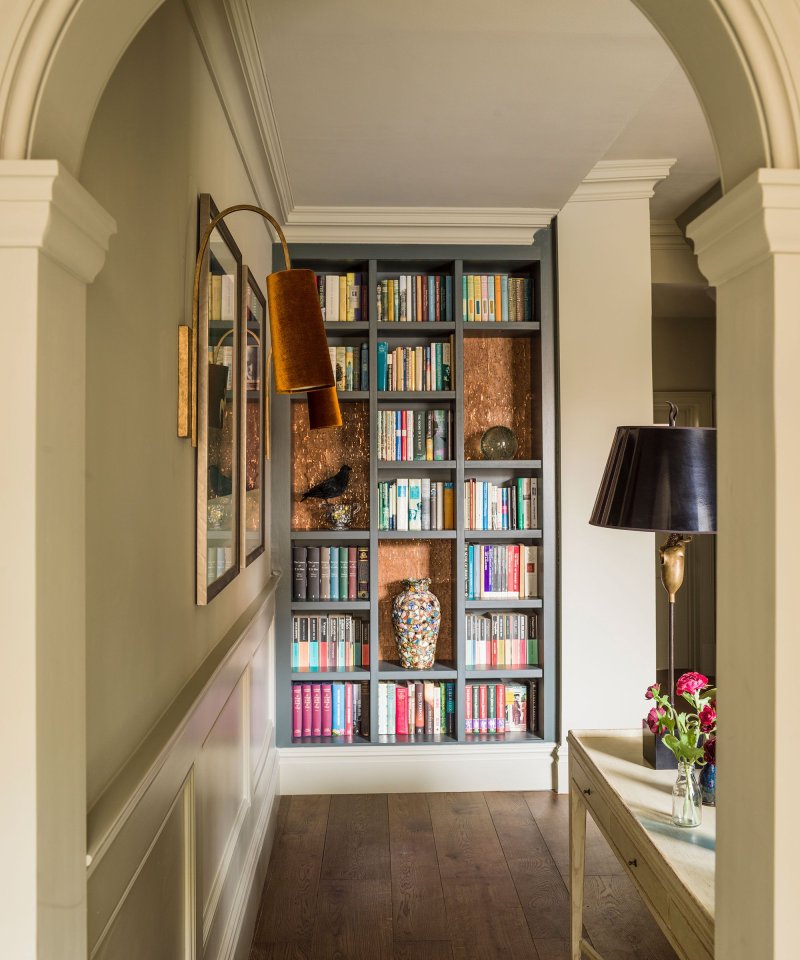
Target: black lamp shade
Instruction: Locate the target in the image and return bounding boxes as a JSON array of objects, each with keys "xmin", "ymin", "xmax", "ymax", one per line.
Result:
[{"xmin": 590, "ymin": 426, "xmax": 716, "ymax": 533}]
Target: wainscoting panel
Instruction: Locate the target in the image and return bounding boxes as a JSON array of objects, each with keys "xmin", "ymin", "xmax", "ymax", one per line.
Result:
[{"xmin": 87, "ymin": 578, "xmax": 280, "ymax": 960}]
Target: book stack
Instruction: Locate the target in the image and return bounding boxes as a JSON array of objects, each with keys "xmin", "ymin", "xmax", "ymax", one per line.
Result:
[
  {"xmin": 215, "ymin": 344, "xmax": 234, "ymax": 389},
  {"xmin": 329, "ymin": 344, "xmax": 368, "ymax": 391},
  {"xmin": 316, "ymin": 273, "xmax": 366, "ymax": 322},
  {"xmin": 378, "ymin": 409, "xmax": 453, "ymax": 461},
  {"xmin": 292, "ymin": 545, "xmax": 369, "ymax": 601},
  {"xmin": 377, "ymin": 340, "xmax": 453, "ymax": 391},
  {"xmin": 291, "ymin": 615, "xmax": 369, "ymax": 670},
  {"xmin": 462, "ymin": 274, "xmax": 532, "ymax": 323},
  {"xmin": 206, "ymin": 546, "xmax": 233, "ymax": 583},
  {"xmin": 464, "ymin": 478, "xmax": 538, "ymax": 530},
  {"xmin": 465, "ymin": 613, "xmax": 538, "ymax": 668},
  {"xmin": 378, "ymin": 680, "xmax": 456, "ymax": 738},
  {"xmin": 378, "ymin": 479, "xmax": 455, "ymax": 531},
  {"xmin": 464, "ymin": 544, "xmax": 539, "ymax": 599},
  {"xmin": 292, "ymin": 681, "xmax": 369, "ymax": 739},
  {"xmin": 376, "ymin": 275, "xmax": 453, "ymax": 322},
  {"xmin": 465, "ymin": 681, "xmax": 537, "ymax": 735},
  {"xmin": 209, "ymin": 271, "xmax": 236, "ymax": 322}
]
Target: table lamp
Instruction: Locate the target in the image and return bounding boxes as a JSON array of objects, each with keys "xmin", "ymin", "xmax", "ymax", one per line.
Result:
[{"xmin": 589, "ymin": 403, "xmax": 716, "ymax": 766}]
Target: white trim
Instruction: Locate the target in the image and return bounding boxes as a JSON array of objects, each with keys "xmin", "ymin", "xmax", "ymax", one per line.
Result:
[
  {"xmin": 650, "ymin": 219, "xmax": 690, "ymax": 250},
  {"xmin": 687, "ymin": 167, "xmax": 800, "ymax": 285},
  {"xmin": 569, "ymin": 159, "xmax": 675, "ymax": 203},
  {"xmin": 279, "ymin": 741, "xmax": 560, "ymax": 794}
]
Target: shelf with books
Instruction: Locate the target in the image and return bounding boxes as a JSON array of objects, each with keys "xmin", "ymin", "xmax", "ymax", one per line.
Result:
[
  {"xmin": 462, "ymin": 322, "xmax": 540, "ymax": 337},
  {"xmin": 291, "ymin": 669, "xmax": 369, "ymax": 681},
  {"xmin": 464, "ymin": 459, "xmax": 542, "ymax": 472},
  {"xmin": 288, "ymin": 735, "xmax": 373, "ymax": 748},
  {"xmin": 465, "ymin": 598, "xmax": 543, "ymax": 609},
  {"xmin": 378, "ymin": 461, "xmax": 456, "ymax": 472},
  {"xmin": 291, "ymin": 390, "xmax": 369, "ymax": 401},
  {"xmin": 378, "ymin": 660, "xmax": 457, "ymax": 678},
  {"xmin": 465, "ymin": 529, "xmax": 542, "ymax": 540},
  {"xmin": 376, "ymin": 733, "xmax": 458, "ymax": 745},
  {"xmin": 290, "ymin": 530, "xmax": 369, "ymax": 542},
  {"xmin": 378, "ymin": 530, "xmax": 457, "ymax": 540},
  {"xmin": 376, "ymin": 321, "xmax": 456, "ymax": 334},
  {"xmin": 378, "ymin": 391, "xmax": 456, "ymax": 402},
  {"xmin": 325, "ymin": 321, "xmax": 370, "ymax": 334},
  {"xmin": 290, "ymin": 600, "xmax": 371, "ymax": 612},
  {"xmin": 465, "ymin": 666, "xmax": 543, "ymax": 679}
]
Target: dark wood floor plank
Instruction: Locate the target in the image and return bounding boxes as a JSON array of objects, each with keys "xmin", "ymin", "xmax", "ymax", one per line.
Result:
[
  {"xmin": 389, "ymin": 794, "xmax": 449, "ymax": 941},
  {"xmin": 533, "ymin": 939, "xmax": 569, "ymax": 960},
  {"xmin": 582, "ymin": 876, "xmax": 678, "ymax": 960},
  {"xmin": 485, "ymin": 792, "xmax": 571, "ymax": 941},
  {"xmin": 443, "ymin": 875, "xmax": 540, "ymax": 960},
  {"xmin": 524, "ymin": 791, "xmax": 624, "ymax": 880},
  {"xmin": 251, "ymin": 795, "xmax": 330, "ymax": 944},
  {"xmin": 392, "ymin": 942, "xmax": 455, "ymax": 960},
  {"xmin": 310, "ymin": 879, "xmax": 393, "ymax": 960},
  {"xmin": 249, "ymin": 944, "xmax": 311, "ymax": 960},
  {"xmin": 427, "ymin": 792, "xmax": 509, "ymax": 880},
  {"xmin": 321, "ymin": 794, "xmax": 390, "ymax": 882}
]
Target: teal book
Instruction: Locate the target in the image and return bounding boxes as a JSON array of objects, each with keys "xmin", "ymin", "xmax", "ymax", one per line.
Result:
[
  {"xmin": 461, "ymin": 274, "xmax": 468, "ymax": 322},
  {"xmin": 332, "ymin": 683, "xmax": 344, "ymax": 736},
  {"xmin": 377, "ymin": 341, "xmax": 388, "ymax": 390},
  {"xmin": 339, "ymin": 549, "xmax": 348, "ymax": 600},
  {"xmin": 360, "ymin": 341, "xmax": 368, "ymax": 390},
  {"xmin": 413, "ymin": 410, "xmax": 426, "ymax": 460},
  {"xmin": 427, "ymin": 276, "xmax": 435, "ymax": 321},
  {"xmin": 501, "ymin": 275, "xmax": 509, "ymax": 323},
  {"xmin": 330, "ymin": 546, "xmax": 339, "ymax": 598},
  {"xmin": 445, "ymin": 275, "xmax": 453, "ymax": 321}
]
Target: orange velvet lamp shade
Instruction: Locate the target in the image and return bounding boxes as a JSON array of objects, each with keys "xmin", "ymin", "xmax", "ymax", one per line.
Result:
[
  {"xmin": 266, "ymin": 268, "xmax": 335, "ymax": 394},
  {"xmin": 308, "ymin": 386, "xmax": 343, "ymax": 429}
]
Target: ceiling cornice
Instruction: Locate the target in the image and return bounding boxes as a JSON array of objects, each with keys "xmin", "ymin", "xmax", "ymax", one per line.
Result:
[
  {"xmin": 282, "ymin": 206, "xmax": 557, "ymax": 245},
  {"xmin": 650, "ymin": 219, "xmax": 690, "ymax": 250},
  {"xmin": 570, "ymin": 159, "xmax": 676, "ymax": 203}
]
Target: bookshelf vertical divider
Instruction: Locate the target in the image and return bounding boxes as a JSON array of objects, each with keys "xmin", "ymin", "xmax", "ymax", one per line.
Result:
[{"xmin": 273, "ymin": 239, "xmax": 557, "ymax": 749}]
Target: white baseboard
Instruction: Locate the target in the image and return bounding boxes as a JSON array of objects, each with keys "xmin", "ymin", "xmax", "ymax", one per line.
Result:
[{"xmin": 279, "ymin": 741, "xmax": 561, "ymax": 794}]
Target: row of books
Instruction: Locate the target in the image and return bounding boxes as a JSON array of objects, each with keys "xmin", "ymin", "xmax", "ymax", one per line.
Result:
[
  {"xmin": 378, "ymin": 681, "xmax": 456, "ymax": 738},
  {"xmin": 377, "ymin": 340, "xmax": 453, "ymax": 392},
  {"xmin": 209, "ymin": 271, "xmax": 235, "ymax": 323},
  {"xmin": 462, "ymin": 275, "xmax": 532, "ymax": 323},
  {"xmin": 292, "ymin": 545, "xmax": 369, "ymax": 602},
  {"xmin": 465, "ymin": 544, "xmax": 540, "ymax": 599},
  {"xmin": 329, "ymin": 344, "xmax": 368, "ymax": 392},
  {"xmin": 465, "ymin": 681, "xmax": 537, "ymax": 734},
  {"xmin": 291, "ymin": 616, "xmax": 369, "ymax": 670},
  {"xmin": 464, "ymin": 478, "xmax": 539, "ymax": 531},
  {"xmin": 378, "ymin": 409, "xmax": 452, "ymax": 462},
  {"xmin": 378, "ymin": 479, "xmax": 455, "ymax": 531},
  {"xmin": 376, "ymin": 275, "xmax": 454, "ymax": 323},
  {"xmin": 465, "ymin": 613, "xmax": 539, "ymax": 668},
  {"xmin": 291, "ymin": 681, "xmax": 369, "ymax": 739},
  {"xmin": 206, "ymin": 546, "xmax": 233, "ymax": 583},
  {"xmin": 317, "ymin": 273, "xmax": 366, "ymax": 322},
  {"xmin": 215, "ymin": 344, "xmax": 235, "ymax": 389}
]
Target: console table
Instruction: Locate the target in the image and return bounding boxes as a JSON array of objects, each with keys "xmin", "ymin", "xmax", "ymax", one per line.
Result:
[{"xmin": 568, "ymin": 730, "xmax": 715, "ymax": 960}]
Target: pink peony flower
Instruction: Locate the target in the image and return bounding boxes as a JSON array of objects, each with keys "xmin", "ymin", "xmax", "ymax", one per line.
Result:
[
  {"xmin": 704, "ymin": 735, "xmax": 716, "ymax": 765},
  {"xmin": 676, "ymin": 672, "xmax": 709, "ymax": 697},
  {"xmin": 646, "ymin": 706, "xmax": 665, "ymax": 735},
  {"xmin": 645, "ymin": 683, "xmax": 660, "ymax": 700},
  {"xmin": 699, "ymin": 704, "xmax": 716, "ymax": 732}
]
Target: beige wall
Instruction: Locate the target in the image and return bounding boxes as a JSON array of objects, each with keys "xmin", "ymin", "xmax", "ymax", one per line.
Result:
[
  {"xmin": 558, "ymin": 195, "xmax": 657, "ymax": 736},
  {"xmin": 81, "ymin": 0, "xmax": 275, "ymax": 806},
  {"xmin": 652, "ymin": 315, "xmax": 715, "ymax": 393}
]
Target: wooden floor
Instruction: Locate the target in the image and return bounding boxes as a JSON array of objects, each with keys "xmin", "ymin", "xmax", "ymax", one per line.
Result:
[{"xmin": 249, "ymin": 792, "xmax": 678, "ymax": 960}]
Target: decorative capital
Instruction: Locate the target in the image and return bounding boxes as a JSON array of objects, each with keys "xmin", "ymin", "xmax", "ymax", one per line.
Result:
[
  {"xmin": 0, "ymin": 160, "xmax": 116, "ymax": 283},
  {"xmin": 569, "ymin": 159, "xmax": 676, "ymax": 203},
  {"xmin": 687, "ymin": 168, "xmax": 800, "ymax": 286}
]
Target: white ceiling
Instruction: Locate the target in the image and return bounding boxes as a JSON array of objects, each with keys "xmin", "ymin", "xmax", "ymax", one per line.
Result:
[{"xmin": 247, "ymin": 0, "xmax": 718, "ymax": 221}]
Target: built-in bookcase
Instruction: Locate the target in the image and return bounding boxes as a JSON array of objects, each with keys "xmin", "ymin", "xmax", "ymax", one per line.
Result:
[{"xmin": 272, "ymin": 239, "xmax": 557, "ymax": 747}]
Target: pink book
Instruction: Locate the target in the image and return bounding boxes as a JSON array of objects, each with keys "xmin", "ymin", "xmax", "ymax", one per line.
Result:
[
  {"xmin": 321, "ymin": 683, "xmax": 333, "ymax": 737},
  {"xmin": 320, "ymin": 639, "xmax": 328, "ymax": 670},
  {"xmin": 496, "ymin": 685, "xmax": 506, "ymax": 733},
  {"xmin": 292, "ymin": 684, "xmax": 302, "ymax": 739},
  {"xmin": 396, "ymin": 686, "xmax": 409, "ymax": 735},
  {"xmin": 301, "ymin": 683, "xmax": 312, "ymax": 737},
  {"xmin": 479, "ymin": 684, "xmax": 488, "ymax": 733},
  {"xmin": 348, "ymin": 547, "xmax": 357, "ymax": 600},
  {"xmin": 311, "ymin": 683, "xmax": 322, "ymax": 737},
  {"xmin": 345, "ymin": 683, "xmax": 354, "ymax": 737}
]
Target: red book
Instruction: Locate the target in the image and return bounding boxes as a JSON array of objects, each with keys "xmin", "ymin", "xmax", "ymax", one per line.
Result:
[
  {"xmin": 292, "ymin": 684, "xmax": 302, "ymax": 738},
  {"xmin": 301, "ymin": 683, "xmax": 312, "ymax": 737},
  {"xmin": 416, "ymin": 276, "xmax": 423, "ymax": 321},
  {"xmin": 345, "ymin": 682, "xmax": 354, "ymax": 737},
  {"xmin": 311, "ymin": 683, "xmax": 322, "ymax": 737},
  {"xmin": 321, "ymin": 683, "xmax": 333, "ymax": 737},
  {"xmin": 465, "ymin": 684, "xmax": 473, "ymax": 734},
  {"xmin": 415, "ymin": 682, "xmax": 425, "ymax": 733},
  {"xmin": 479, "ymin": 684, "xmax": 488, "ymax": 733},
  {"xmin": 496, "ymin": 684, "xmax": 506, "ymax": 733},
  {"xmin": 401, "ymin": 410, "xmax": 408, "ymax": 460},
  {"xmin": 362, "ymin": 625, "xmax": 370, "ymax": 667},
  {"xmin": 512, "ymin": 545, "xmax": 520, "ymax": 595},
  {"xmin": 434, "ymin": 275, "xmax": 441, "ymax": 320},
  {"xmin": 320, "ymin": 639, "xmax": 328, "ymax": 670},
  {"xmin": 491, "ymin": 635, "xmax": 498, "ymax": 667},
  {"xmin": 348, "ymin": 547, "xmax": 357, "ymax": 600},
  {"xmin": 396, "ymin": 686, "xmax": 409, "ymax": 735}
]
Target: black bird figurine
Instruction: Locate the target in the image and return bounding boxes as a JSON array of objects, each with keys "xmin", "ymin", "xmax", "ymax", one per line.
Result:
[{"xmin": 300, "ymin": 464, "xmax": 352, "ymax": 502}]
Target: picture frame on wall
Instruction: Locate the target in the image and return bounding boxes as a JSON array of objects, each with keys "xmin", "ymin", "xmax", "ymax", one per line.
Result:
[{"xmin": 241, "ymin": 266, "xmax": 267, "ymax": 567}]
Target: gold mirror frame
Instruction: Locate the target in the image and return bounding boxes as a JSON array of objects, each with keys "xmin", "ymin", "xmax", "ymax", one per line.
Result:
[{"xmin": 241, "ymin": 267, "xmax": 267, "ymax": 568}]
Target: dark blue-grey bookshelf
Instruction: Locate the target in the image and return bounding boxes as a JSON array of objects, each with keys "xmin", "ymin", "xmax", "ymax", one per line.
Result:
[{"xmin": 272, "ymin": 237, "xmax": 558, "ymax": 748}]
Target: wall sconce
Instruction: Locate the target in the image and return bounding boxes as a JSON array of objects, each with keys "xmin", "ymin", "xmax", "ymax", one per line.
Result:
[{"xmin": 177, "ymin": 203, "xmax": 342, "ymax": 445}]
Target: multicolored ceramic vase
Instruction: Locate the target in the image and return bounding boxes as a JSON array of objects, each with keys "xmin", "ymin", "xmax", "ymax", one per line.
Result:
[{"xmin": 392, "ymin": 578, "xmax": 441, "ymax": 669}]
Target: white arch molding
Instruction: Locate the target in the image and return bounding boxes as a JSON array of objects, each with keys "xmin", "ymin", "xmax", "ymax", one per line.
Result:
[{"xmin": 1, "ymin": 3, "xmax": 800, "ymax": 960}]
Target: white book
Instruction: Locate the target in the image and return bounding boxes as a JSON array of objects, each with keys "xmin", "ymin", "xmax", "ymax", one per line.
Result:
[
  {"xmin": 420, "ymin": 479, "xmax": 431, "ymax": 530},
  {"xmin": 408, "ymin": 479, "xmax": 422, "ymax": 531},
  {"xmin": 399, "ymin": 275, "xmax": 407, "ymax": 322},
  {"xmin": 326, "ymin": 275, "xmax": 338, "ymax": 321},
  {"xmin": 378, "ymin": 682, "xmax": 388, "ymax": 735},
  {"xmin": 387, "ymin": 682, "xmax": 396, "ymax": 735},
  {"xmin": 524, "ymin": 545, "xmax": 539, "ymax": 598},
  {"xmin": 396, "ymin": 479, "xmax": 409, "ymax": 531},
  {"xmin": 433, "ymin": 684, "xmax": 441, "ymax": 736},
  {"xmin": 531, "ymin": 478, "xmax": 539, "ymax": 528},
  {"xmin": 436, "ymin": 481, "xmax": 444, "ymax": 530},
  {"xmin": 406, "ymin": 411, "xmax": 414, "ymax": 462},
  {"xmin": 220, "ymin": 274, "xmax": 235, "ymax": 322}
]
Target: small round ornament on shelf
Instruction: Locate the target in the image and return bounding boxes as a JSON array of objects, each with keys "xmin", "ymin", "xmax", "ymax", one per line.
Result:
[{"xmin": 480, "ymin": 425, "xmax": 518, "ymax": 460}]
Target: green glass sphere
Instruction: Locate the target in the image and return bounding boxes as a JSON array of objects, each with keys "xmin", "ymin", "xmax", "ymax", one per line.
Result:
[{"xmin": 480, "ymin": 425, "xmax": 518, "ymax": 460}]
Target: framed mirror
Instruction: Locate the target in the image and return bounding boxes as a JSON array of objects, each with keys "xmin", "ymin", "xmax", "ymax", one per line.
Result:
[
  {"xmin": 197, "ymin": 194, "xmax": 241, "ymax": 604},
  {"xmin": 241, "ymin": 267, "xmax": 266, "ymax": 566}
]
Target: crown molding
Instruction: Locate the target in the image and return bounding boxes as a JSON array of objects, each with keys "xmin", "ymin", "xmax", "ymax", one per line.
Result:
[
  {"xmin": 569, "ymin": 159, "xmax": 676, "ymax": 203},
  {"xmin": 282, "ymin": 206, "xmax": 556, "ymax": 245},
  {"xmin": 650, "ymin": 219, "xmax": 690, "ymax": 250},
  {"xmin": 0, "ymin": 160, "xmax": 116, "ymax": 282},
  {"xmin": 688, "ymin": 168, "xmax": 800, "ymax": 286}
]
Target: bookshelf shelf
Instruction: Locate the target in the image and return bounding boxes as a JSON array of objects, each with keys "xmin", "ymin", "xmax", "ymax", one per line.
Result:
[
  {"xmin": 274, "ymin": 240, "xmax": 557, "ymax": 749},
  {"xmin": 291, "ymin": 390, "xmax": 369, "ymax": 401}
]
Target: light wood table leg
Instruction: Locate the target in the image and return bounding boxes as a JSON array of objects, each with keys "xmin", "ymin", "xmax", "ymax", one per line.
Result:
[{"xmin": 570, "ymin": 783, "xmax": 587, "ymax": 960}]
